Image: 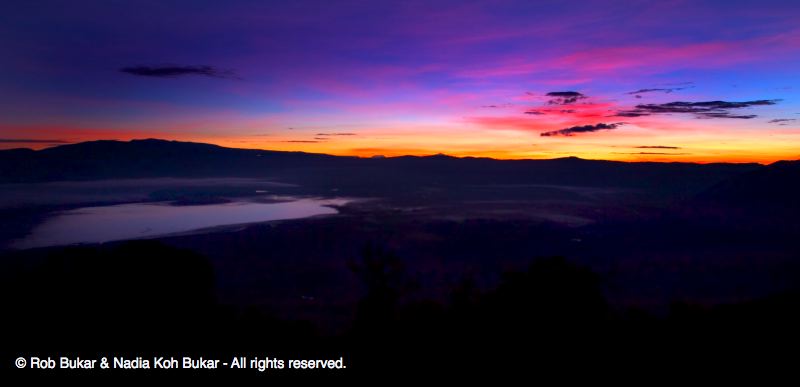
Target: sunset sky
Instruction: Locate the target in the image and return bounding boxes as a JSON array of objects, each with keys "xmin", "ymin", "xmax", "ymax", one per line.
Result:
[{"xmin": 1, "ymin": 0, "xmax": 799, "ymax": 162}]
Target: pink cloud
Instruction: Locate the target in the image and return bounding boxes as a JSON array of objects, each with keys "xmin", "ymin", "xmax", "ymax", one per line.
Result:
[{"xmin": 454, "ymin": 29, "xmax": 800, "ymax": 81}]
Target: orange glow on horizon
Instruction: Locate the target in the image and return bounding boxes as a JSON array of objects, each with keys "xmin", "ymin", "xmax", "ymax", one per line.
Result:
[{"xmin": 1, "ymin": 124, "xmax": 797, "ymax": 165}]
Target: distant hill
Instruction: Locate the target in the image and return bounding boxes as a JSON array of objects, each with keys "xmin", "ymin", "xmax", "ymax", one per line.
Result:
[
  {"xmin": 0, "ymin": 139, "xmax": 347, "ymax": 182},
  {"xmin": 0, "ymin": 139, "xmax": 763, "ymax": 198},
  {"xmin": 698, "ymin": 159, "xmax": 800, "ymax": 211}
]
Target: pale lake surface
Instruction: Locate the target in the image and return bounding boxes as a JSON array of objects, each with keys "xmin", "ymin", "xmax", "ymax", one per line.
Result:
[{"xmin": 12, "ymin": 197, "xmax": 350, "ymax": 249}]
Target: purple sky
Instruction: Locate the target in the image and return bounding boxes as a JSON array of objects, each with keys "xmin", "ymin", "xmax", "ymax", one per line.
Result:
[{"xmin": 1, "ymin": 0, "xmax": 799, "ymax": 162}]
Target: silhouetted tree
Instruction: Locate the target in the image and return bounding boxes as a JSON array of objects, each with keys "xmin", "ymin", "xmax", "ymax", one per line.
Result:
[{"xmin": 348, "ymin": 243, "xmax": 407, "ymax": 335}]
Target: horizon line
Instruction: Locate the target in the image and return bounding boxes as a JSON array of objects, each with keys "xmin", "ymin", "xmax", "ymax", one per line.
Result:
[{"xmin": 0, "ymin": 137, "xmax": 783, "ymax": 166}]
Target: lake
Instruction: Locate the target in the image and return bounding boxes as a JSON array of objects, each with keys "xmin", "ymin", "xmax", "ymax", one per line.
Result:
[{"xmin": 11, "ymin": 197, "xmax": 350, "ymax": 249}]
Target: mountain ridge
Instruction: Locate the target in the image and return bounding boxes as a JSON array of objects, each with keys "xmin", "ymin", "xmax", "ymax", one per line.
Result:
[
  {"xmin": 0, "ymin": 139, "xmax": 768, "ymax": 199},
  {"xmin": 2, "ymin": 138, "xmax": 774, "ymax": 164}
]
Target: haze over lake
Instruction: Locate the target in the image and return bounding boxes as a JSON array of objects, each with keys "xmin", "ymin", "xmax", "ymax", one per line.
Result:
[{"xmin": 12, "ymin": 197, "xmax": 349, "ymax": 249}]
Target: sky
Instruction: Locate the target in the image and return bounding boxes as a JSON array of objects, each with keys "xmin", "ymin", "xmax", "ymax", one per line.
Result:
[{"xmin": 1, "ymin": 0, "xmax": 799, "ymax": 163}]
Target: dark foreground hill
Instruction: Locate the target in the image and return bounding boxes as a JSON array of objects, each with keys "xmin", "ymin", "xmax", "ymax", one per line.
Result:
[
  {"xmin": 0, "ymin": 139, "xmax": 763, "ymax": 199},
  {"xmin": 2, "ymin": 141, "xmax": 799, "ymax": 376},
  {"xmin": 699, "ymin": 159, "xmax": 800, "ymax": 210},
  {"xmin": 683, "ymin": 159, "xmax": 800, "ymax": 232},
  {"xmin": 2, "ymin": 240, "xmax": 797, "ymax": 376}
]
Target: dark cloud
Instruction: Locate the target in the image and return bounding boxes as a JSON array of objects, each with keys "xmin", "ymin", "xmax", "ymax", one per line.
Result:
[
  {"xmin": 628, "ymin": 88, "xmax": 672, "ymax": 94},
  {"xmin": 545, "ymin": 91, "xmax": 587, "ymax": 105},
  {"xmin": 635, "ymin": 146, "xmax": 682, "ymax": 149},
  {"xmin": 284, "ymin": 140, "xmax": 320, "ymax": 143},
  {"xmin": 614, "ymin": 111, "xmax": 650, "ymax": 117},
  {"xmin": 541, "ymin": 122, "xmax": 624, "ymax": 137},
  {"xmin": 768, "ymin": 118, "xmax": 796, "ymax": 124},
  {"xmin": 0, "ymin": 139, "xmax": 70, "ymax": 143},
  {"xmin": 615, "ymin": 99, "xmax": 779, "ymax": 119},
  {"xmin": 120, "ymin": 65, "xmax": 238, "ymax": 79},
  {"xmin": 525, "ymin": 109, "xmax": 575, "ymax": 115},
  {"xmin": 700, "ymin": 113, "xmax": 757, "ymax": 119},
  {"xmin": 546, "ymin": 91, "xmax": 584, "ymax": 97},
  {"xmin": 626, "ymin": 87, "xmax": 690, "ymax": 96},
  {"xmin": 613, "ymin": 152, "xmax": 690, "ymax": 155},
  {"xmin": 316, "ymin": 133, "xmax": 357, "ymax": 136},
  {"xmin": 482, "ymin": 103, "xmax": 514, "ymax": 108},
  {"xmin": 647, "ymin": 100, "xmax": 776, "ymax": 110}
]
